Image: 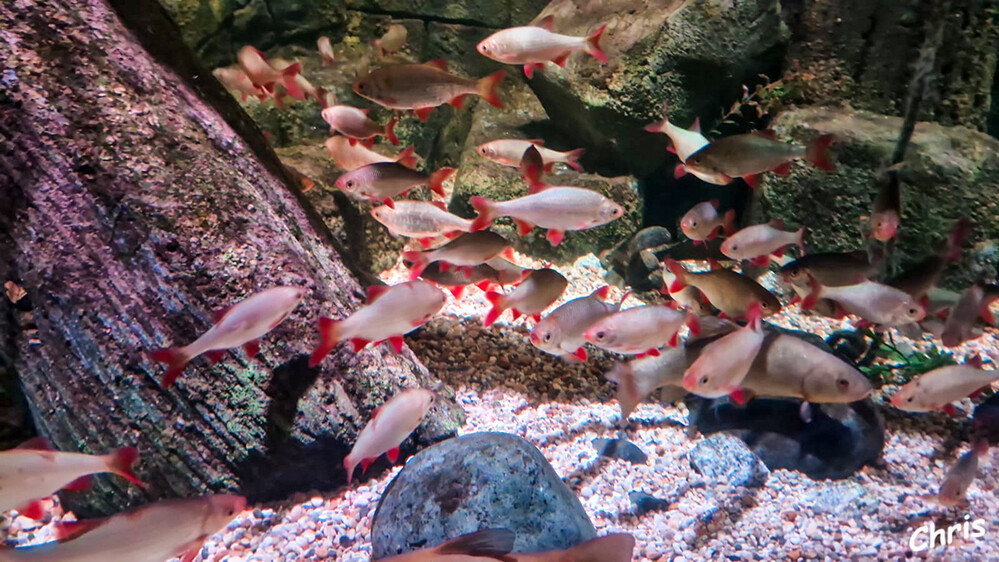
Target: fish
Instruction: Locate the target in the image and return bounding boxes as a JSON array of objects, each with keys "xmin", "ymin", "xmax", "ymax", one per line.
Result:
[
  {"xmin": 352, "ymin": 59, "xmax": 505, "ymax": 121},
  {"xmin": 310, "ymin": 281, "xmax": 446, "ymax": 365},
  {"xmin": 476, "ymin": 15, "xmax": 607, "ymax": 79},
  {"xmin": 721, "ymin": 220, "xmax": 805, "ymax": 265},
  {"xmin": 679, "ymin": 200, "xmax": 735, "ymax": 245},
  {"xmin": 938, "ymin": 440, "xmax": 990, "ymax": 506},
  {"xmin": 779, "ymin": 251, "xmax": 878, "ymax": 288},
  {"xmin": 477, "ymin": 138, "xmax": 584, "ymax": 172},
  {"xmin": 149, "ymin": 286, "xmax": 306, "ymax": 387},
  {"xmin": 510, "ymin": 533, "xmax": 636, "ymax": 562},
  {"xmin": 212, "ymin": 67, "xmax": 263, "ymax": 102},
  {"xmin": 683, "ymin": 131, "xmax": 836, "ymax": 188},
  {"xmin": 372, "ymin": 24, "xmax": 408, "ymax": 57},
  {"xmin": 335, "ymin": 162, "xmax": 455, "ymax": 208},
  {"xmin": 801, "ymin": 277, "xmax": 925, "ymax": 326},
  {"xmin": 235, "ymin": 45, "xmax": 303, "ymax": 99},
  {"xmin": 0, "ymin": 495, "xmax": 246, "ymax": 562},
  {"xmin": 378, "ymin": 528, "xmax": 515, "ymax": 562},
  {"xmin": 529, "ymin": 286, "xmax": 625, "ymax": 361},
  {"xmin": 664, "ymin": 259, "xmax": 781, "ymax": 319},
  {"xmin": 321, "ymin": 106, "xmax": 399, "ymax": 147},
  {"xmin": 483, "ymin": 268, "xmax": 568, "ymax": 327},
  {"xmin": 0, "ymin": 440, "xmax": 142, "ymax": 519},
  {"xmin": 370, "ymin": 200, "xmax": 474, "ymax": 246},
  {"xmin": 591, "ymin": 438, "xmax": 648, "ymax": 464},
  {"xmin": 891, "ymin": 358, "xmax": 999, "ymax": 415},
  {"xmin": 643, "ymin": 103, "xmax": 729, "ymax": 183},
  {"xmin": 343, "ymin": 388, "xmax": 434, "ymax": 484},
  {"xmin": 325, "ymin": 137, "xmax": 419, "ymax": 171},
  {"xmin": 401, "ymin": 231, "xmax": 514, "ymax": 280},
  {"xmin": 887, "ymin": 217, "xmax": 969, "ymax": 307},
  {"xmin": 484, "ymin": 257, "xmax": 531, "ymax": 284},
  {"xmin": 868, "ymin": 168, "xmax": 901, "ymax": 242},
  {"xmin": 660, "ymin": 267, "xmax": 716, "ymax": 315},
  {"xmin": 941, "ymin": 282, "xmax": 999, "ymax": 347},
  {"xmin": 605, "ymin": 346, "xmax": 690, "ymax": 419},
  {"xmin": 470, "ymin": 187, "xmax": 625, "ymax": 247},
  {"xmin": 284, "ymin": 164, "xmax": 315, "ymax": 192},
  {"xmin": 417, "ymin": 262, "xmax": 510, "ymax": 299},
  {"xmin": 317, "ymin": 36, "xmax": 335, "ymax": 66},
  {"xmin": 583, "ymin": 304, "xmax": 700, "ymax": 356},
  {"xmin": 682, "ymin": 303, "xmax": 764, "ymax": 402},
  {"xmin": 270, "ymin": 58, "xmax": 326, "ymax": 106}
]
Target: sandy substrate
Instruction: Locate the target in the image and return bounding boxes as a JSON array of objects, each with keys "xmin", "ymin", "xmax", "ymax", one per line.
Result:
[{"xmin": 4, "ymin": 252, "xmax": 997, "ymax": 561}]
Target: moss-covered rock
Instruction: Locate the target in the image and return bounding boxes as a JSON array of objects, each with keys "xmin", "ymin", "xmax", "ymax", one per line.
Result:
[
  {"xmin": 524, "ymin": 0, "xmax": 789, "ymax": 177},
  {"xmin": 451, "ymin": 81, "xmax": 642, "ymax": 263},
  {"xmin": 756, "ymin": 106, "xmax": 999, "ymax": 288}
]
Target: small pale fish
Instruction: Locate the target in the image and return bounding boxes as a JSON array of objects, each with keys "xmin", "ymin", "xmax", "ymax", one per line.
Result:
[
  {"xmin": 683, "ymin": 131, "xmax": 836, "ymax": 188},
  {"xmin": 780, "ymin": 251, "xmax": 878, "ymax": 288},
  {"xmin": 310, "ymin": 281, "xmax": 445, "ymax": 365},
  {"xmin": 477, "ymin": 15, "xmax": 607, "ymax": 78},
  {"xmin": 317, "ymin": 36, "xmax": 336, "ymax": 66},
  {"xmin": 868, "ymin": 168, "xmax": 901, "ymax": 242},
  {"xmin": 530, "ymin": 286, "xmax": 626, "ymax": 361},
  {"xmin": 236, "ymin": 45, "xmax": 303, "ymax": 99},
  {"xmin": 738, "ymin": 332, "xmax": 873, "ymax": 404},
  {"xmin": 270, "ymin": 58, "xmax": 326, "ymax": 106},
  {"xmin": 938, "ymin": 440, "xmax": 990, "ymax": 506},
  {"xmin": 721, "ymin": 220, "xmax": 805, "ymax": 265},
  {"xmin": 325, "ymin": 137, "xmax": 418, "ymax": 171},
  {"xmin": 511, "ymin": 533, "xmax": 636, "ymax": 562},
  {"xmin": 372, "ymin": 24, "xmax": 408, "ymax": 57},
  {"xmin": 370, "ymin": 200, "xmax": 474, "ymax": 246},
  {"xmin": 477, "ymin": 138, "xmax": 585, "ymax": 172},
  {"xmin": 682, "ymin": 303, "xmax": 764, "ymax": 401},
  {"xmin": 0, "ymin": 440, "xmax": 142, "ymax": 519},
  {"xmin": 402, "ymin": 231, "xmax": 513, "ymax": 280},
  {"xmin": 0, "ymin": 495, "xmax": 245, "ymax": 562},
  {"xmin": 645, "ymin": 103, "xmax": 708, "ymax": 162},
  {"xmin": 941, "ymin": 283, "xmax": 999, "ymax": 347},
  {"xmin": 802, "ymin": 277, "xmax": 924, "ymax": 326},
  {"xmin": 343, "ymin": 388, "xmax": 434, "ymax": 484},
  {"xmin": 335, "ymin": 162, "xmax": 454, "ymax": 207},
  {"xmin": 378, "ymin": 528, "xmax": 515, "ymax": 562},
  {"xmin": 887, "ymin": 217, "xmax": 969, "ymax": 307},
  {"xmin": 583, "ymin": 304, "xmax": 700, "ymax": 356},
  {"xmin": 321, "ymin": 106, "xmax": 399, "ymax": 147},
  {"xmin": 660, "ymin": 267, "xmax": 716, "ymax": 315},
  {"xmin": 212, "ymin": 67, "xmax": 262, "ymax": 102},
  {"xmin": 664, "ymin": 259, "xmax": 781, "ymax": 319},
  {"xmin": 891, "ymin": 360, "xmax": 999, "ymax": 415},
  {"xmin": 149, "ymin": 286, "xmax": 306, "ymax": 387},
  {"xmin": 519, "ymin": 145, "xmax": 546, "ymax": 188},
  {"xmin": 605, "ymin": 347, "xmax": 690, "ymax": 420},
  {"xmin": 680, "ymin": 200, "xmax": 735, "ymax": 244},
  {"xmin": 483, "ymin": 268, "xmax": 568, "ymax": 327},
  {"xmin": 470, "ymin": 187, "xmax": 625, "ymax": 247},
  {"xmin": 352, "ymin": 59, "xmax": 505, "ymax": 121}
]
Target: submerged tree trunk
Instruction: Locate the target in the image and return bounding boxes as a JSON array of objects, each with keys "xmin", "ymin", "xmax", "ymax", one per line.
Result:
[{"xmin": 0, "ymin": 0, "xmax": 463, "ymax": 516}]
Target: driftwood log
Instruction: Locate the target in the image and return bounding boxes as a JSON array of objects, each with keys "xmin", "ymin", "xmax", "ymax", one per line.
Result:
[{"xmin": 0, "ymin": 0, "xmax": 463, "ymax": 516}]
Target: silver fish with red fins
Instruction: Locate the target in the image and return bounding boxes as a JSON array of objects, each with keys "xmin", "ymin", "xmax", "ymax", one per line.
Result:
[
  {"xmin": 343, "ymin": 388, "xmax": 434, "ymax": 484},
  {"xmin": 371, "ymin": 200, "xmax": 474, "ymax": 247},
  {"xmin": 372, "ymin": 24, "xmax": 408, "ymax": 58},
  {"xmin": 336, "ymin": 162, "xmax": 454, "ymax": 208},
  {"xmin": 721, "ymin": 220, "xmax": 805, "ymax": 266},
  {"xmin": 477, "ymin": 138, "xmax": 584, "ymax": 172},
  {"xmin": 235, "ymin": 45, "xmax": 303, "ymax": 99},
  {"xmin": 483, "ymin": 268, "xmax": 568, "ymax": 327},
  {"xmin": 321, "ymin": 106, "xmax": 398, "ymax": 147},
  {"xmin": 583, "ymin": 304, "xmax": 701, "ymax": 356},
  {"xmin": 680, "ymin": 200, "xmax": 735, "ymax": 245},
  {"xmin": 529, "ymin": 286, "xmax": 626, "ymax": 362},
  {"xmin": 682, "ymin": 302, "xmax": 764, "ymax": 403},
  {"xmin": 476, "ymin": 15, "xmax": 607, "ymax": 78},
  {"xmin": 683, "ymin": 130, "xmax": 836, "ymax": 189},
  {"xmin": 325, "ymin": 137, "xmax": 418, "ymax": 171}
]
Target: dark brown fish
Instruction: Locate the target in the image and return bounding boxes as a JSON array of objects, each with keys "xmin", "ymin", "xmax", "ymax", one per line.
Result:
[
  {"xmin": 780, "ymin": 251, "xmax": 877, "ymax": 288},
  {"xmin": 664, "ymin": 260, "xmax": 780, "ymax": 319},
  {"xmin": 683, "ymin": 131, "xmax": 836, "ymax": 189}
]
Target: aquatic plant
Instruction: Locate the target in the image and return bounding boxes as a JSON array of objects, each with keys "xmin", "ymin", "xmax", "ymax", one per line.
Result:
[{"xmin": 857, "ymin": 329, "xmax": 958, "ymax": 388}]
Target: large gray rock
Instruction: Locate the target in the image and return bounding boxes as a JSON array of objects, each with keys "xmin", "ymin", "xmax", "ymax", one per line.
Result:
[
  {"xmin": 756, "ymin": 106, "xmax": 999, "ymax": 288},
  {"xmin": 371, "ymin": 432, "xmax": 596, "ymax": 558},
  {"xmin": 689, "ymin": 433, "xmax": 769, "ymax": 488}
]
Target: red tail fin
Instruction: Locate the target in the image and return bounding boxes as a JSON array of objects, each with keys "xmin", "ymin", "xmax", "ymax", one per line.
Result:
[
  {"xmin": 686, "ymin": 311, "xmax": 700, "ymax": 336},
  {"xmin": 745, "ymin": 302, "xmax": 762, "ymax": 330},
  {"xmin": 428, "ymin": 168, "xmax": 455, "ymax": 197},
  {"xmin": 585, "ymin": 25, "xmax": 608, "ymax": 63},
  {"xmin": 722, "ymin": 209, "xmax": 736, "ymax": 236},
  {"xmin": 397, "ymin": 145, "xmax": 418, "ymax": 168},
  {"xmin": 384, "ymin": 117, "xmax": 399, "ymax": 145},
  {"xmin": 401, "ymin": 250, "xmax": 428, "ymax": 280},
  {"xmin": 664, "ymin": 259, "xmax": 687, "ymax": 292},
  {"xmin": 477, "ymin": 71, "xmax": 506, "ymax": 108},
  {"xmin": 805, "ymin": 133, "xmax": 836, "ymax": 172},
  {"xmin": 564, "ymin": 148, "xmax": 585, "ymax": 172},
  {"xmin": 470, "ymin": 196, "xmax": 497, "ymax": 231},
  {"xmin": 800, "ymin": 274, "xmax": 822, "ymax": 310},
  {"xmin": 483, "ymin": 291, "xmax": 505, "ymax": 327},
  {"xmin": 310, "ymin": 317, "xmax": 341, "ymax": 366},
  {"xmin": 644, "ymin": 103, "xmax": 670, "ymax": 134},
  {"xmin": 280, "ymin": 62, "xmax": 305, "ymax": 100},
  {"xmin": 149, "ymin": 347, "xmax": 189, "ymax": 388},
  {"xmin": 107, "ymin": 447, "xmax": 144, "ymax": 487}
]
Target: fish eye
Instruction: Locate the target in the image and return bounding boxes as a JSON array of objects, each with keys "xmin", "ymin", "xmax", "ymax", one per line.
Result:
[
  {"xmin": 481, "ymin": 45, "xmax": 490, "ymax": 52},
  {"xmin": 760, "ymin": 302, "xmax": 769, "ymax": 308},
  {"xmin": 837, "ymin": 378, "xmax": 849, "ymax": 390},
  {"xmin": 906, "ymin": 396, "xmax": 913, "ymax": 403},
  {"xmin": 543, "ymin": 333, "xmax": 552, "ymax": 342},
  {"xmin": 346, "ymin": 180, "xmax": 354, "ymax": 188},
  {"xmin": 731, "ymin": 244, "xmax": 738, "ymax": 251},
  {"xmin": 691, "ymin": 221, "xmax": 697, "ymax": 227},
  {"xmin": 699, "ymin": 375, "xmax": 709, "ymax": 386},
  {"xmin": 595, "ymin": 331, "xmax": 605, "ymax": 340}
]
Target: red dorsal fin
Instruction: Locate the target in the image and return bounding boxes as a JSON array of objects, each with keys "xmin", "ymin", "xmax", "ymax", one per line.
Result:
[
  {"xmin": 431, "ymin": 200, "xmax": 448, "ymax": 211},
  {"xmin": 424, "ymin": 58, "xmax": 448, "ymax": 71},
  {"xmin": 709, "ymin": 199, "xmax": 719, "ymax": 209},
  {"xmin": 743, "ymin": 173, "xmax": 760, "ymax": 189},
  {"xmin": 572, "ymin": 347, "xmax": 588, "ymax": 361},
  {"xmin": 967, "ymin": 354, "xmax": 984, "ymax": 369},
  {"xmin": 707, "ymin": 259, "xmax": 722, "ymax": 270},
  {"xmin": 536, "ymin": 15, "xmax": 555, "ymax": 30},
  {"xmin": 366, "ymin": 285, "xmax": 390, "ymax": 304},
  {"xmin": 16, "ymin": 436, "xmax": 51, "ymax": 450},
  {"xmin": 387, "ymin": 335, "xmax": 405, "ymax": 353},
  {"xmin": 592, "ymin": 285, "xmax": 611, "ymax": 300},
  {"xmin": 415, "ymin": 107, "xmax": 434, "ymax": 121},
  {"xmin": 211, "ymin": 306, "xmax": 232, "ymax": 324}
]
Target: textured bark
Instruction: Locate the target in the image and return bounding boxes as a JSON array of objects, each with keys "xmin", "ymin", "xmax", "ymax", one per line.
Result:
[{"xmin": 0, "ymin": 0, "xmax": 463, "ymax": 517}]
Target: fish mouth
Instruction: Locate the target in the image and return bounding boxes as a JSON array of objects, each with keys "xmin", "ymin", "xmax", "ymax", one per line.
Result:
[{"xmin": 681, "ymin": 372, "xmax": 697, "ymax": 391}]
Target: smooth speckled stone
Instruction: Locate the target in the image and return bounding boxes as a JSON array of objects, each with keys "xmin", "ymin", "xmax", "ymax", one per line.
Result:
[
  {"xmin": 370, "ymin": 432, "xmax": 595, "ymax": 558},
  {"xmin": 688, "ymin": 433, "xmax": 769, "ymax": 488}
]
